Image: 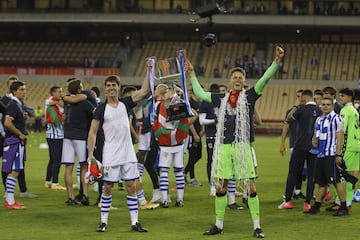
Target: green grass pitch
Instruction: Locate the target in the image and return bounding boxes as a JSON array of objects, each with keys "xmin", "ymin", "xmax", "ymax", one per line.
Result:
[{"xmin": 1, "ymin": 133, "xmax": 358, "ymax": 240}]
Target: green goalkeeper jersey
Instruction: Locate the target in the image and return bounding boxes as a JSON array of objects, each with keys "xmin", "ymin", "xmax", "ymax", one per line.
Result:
[{"xmin": 340, "ymin": 104, "xmax": 360, "ymax": 152}]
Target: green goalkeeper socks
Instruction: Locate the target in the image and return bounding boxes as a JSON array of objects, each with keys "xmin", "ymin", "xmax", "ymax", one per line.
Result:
[
  {"xmin": 248, "ymin": 195, "xmax": 260, "ymax": 221},
  {"xmin": 346, "ymin": 182, "xmax": 354, "ymax": 206},
  {"xmin": 215, "ymin": 194, "xmax": 227, "ymax": 221}
]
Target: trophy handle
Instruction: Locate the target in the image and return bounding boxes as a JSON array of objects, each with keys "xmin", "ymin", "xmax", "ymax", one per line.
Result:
[
  {"xmin": 178, "ymin": 49, "xmax": 187, "ymax": 62},
  {"xmin": 177, "ymin": 50, "xmax": 193, "ymax": 118}
]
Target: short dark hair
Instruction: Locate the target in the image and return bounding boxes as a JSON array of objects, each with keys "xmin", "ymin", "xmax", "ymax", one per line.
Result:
[
  {"xmin": 68, "ymin": 79, "xmax": 82, "ymax": 95},
  {"xmin": 209, "ymin": 83, "xmax": 219, "ymax": 93},
  {"xmin": 90, "ymin": 86, "xmax": 100, "ymax": 97},
  {"xmin": 66, "ymin": 77, "xmax": 78, "ymax": 82},
  {"xmin": 219, "ymin": 84, "xmax": 228, "ymax": 90},
  {"xmin": 314, "ymin": 89, "xmax": 323, "ymax": 96},
  {"xmin": 50, "ymin": 86, "xmax": 61, "ymax": 95},
  {"xmin": 339, "ymin": 88, "xmax": 354, "ymax": 100},
  {"xmin": 122, "ymin": 86, "xmax": 137, "ymax": 95},
  {"xmin": 7, "ymin": 75, "xmax": 18, "ymax": 85},
  {"xmin": 302, "ymin": 89, "xmax": 313, "ymax": 98},
  {"xmin": 10, "ymin": 80, "xmax": 25, "ymax": 93},
  {"xmin": 322, "ymin": 86, "xmax": 336, "ymax": 96},
  {"xmin": 104, "ymin": 75, "xmax": 120, "ymax": 87}
]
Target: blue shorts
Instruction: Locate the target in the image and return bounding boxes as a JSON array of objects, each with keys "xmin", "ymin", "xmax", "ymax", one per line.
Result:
[{"xmin": 2, "ymin": 136, "xmax": 26, "ymax": 173}]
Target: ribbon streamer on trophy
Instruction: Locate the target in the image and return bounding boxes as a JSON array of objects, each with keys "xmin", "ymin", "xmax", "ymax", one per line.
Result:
[{"xmin": 147, "ymin": 56, "xmax": 156, "ymax": 125}]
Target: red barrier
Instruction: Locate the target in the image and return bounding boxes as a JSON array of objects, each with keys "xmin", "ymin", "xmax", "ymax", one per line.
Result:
[{"xmin": 0, "ymin": 67, "xmax": 120, "ymax": 76}]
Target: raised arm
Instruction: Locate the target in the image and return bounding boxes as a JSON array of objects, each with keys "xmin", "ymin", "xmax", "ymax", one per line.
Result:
[
  {"xmin": 254, "ymin": 46, "xmax": 284, "ymax": 95},
  {"xmin": 185, "ymin": 60, "xmax": 212, "ymax": 103},
  {"xmin": 62, "ymin": 93, "xmax": 87, "ymax": 103},
  {"xmin": 131, "ymin": 59, "xmax": 152, "ymax": 103}
]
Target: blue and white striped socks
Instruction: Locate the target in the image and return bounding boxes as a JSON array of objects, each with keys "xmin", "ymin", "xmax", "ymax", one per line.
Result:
[
  {"xmin": 6, "ymin": 177, "xmax": 16, "ymax": 204},
  {"xmin": 138, "ymin": 163, "xmax": 145, "ymax": 182},
  {"xmin": 100, "ymin": 195, "xmax": 112, "ymax": 224},
  {"xmin": 160, "ymin": 169, "xmax": 169, "ymax": 202},
  {"xmin": 127, "ymin": 195, "xmax": 138, "ymax": 225},
  {"xmin": 174, "ymin": 167, "xmax": 185, "ymax": 201},
  {"xmin": 228, "ymin": 178, "xmax": 236, "ymax": 205}
]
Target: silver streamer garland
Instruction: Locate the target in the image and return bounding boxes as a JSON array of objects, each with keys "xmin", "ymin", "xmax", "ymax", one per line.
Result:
[{"xmin": 211, "ymin": 90, "xmax": 251, "ymax": 193}]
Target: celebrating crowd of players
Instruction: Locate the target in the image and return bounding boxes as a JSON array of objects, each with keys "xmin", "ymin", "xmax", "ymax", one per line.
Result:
[{"xmin": 0, "ymin": 46, "xmax": 359, "ymax": 238}]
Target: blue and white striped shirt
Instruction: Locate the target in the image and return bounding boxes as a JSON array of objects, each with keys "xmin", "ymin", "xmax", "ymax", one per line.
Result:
[
  {"xmin": 45, "ymin": 98, "xmax": 64, "ymax": 139},
  {"xmin": 314, "ymin": 111, "xmax": 343, "ymax": 157},
  {"xmin": 46, "ymin": 123, "xmax": 64, "ymax": 139}
]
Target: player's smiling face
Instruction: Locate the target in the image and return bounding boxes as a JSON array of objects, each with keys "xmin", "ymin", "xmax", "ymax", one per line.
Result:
[
  {"xmin": 105, "ymin": 81, "xmax": 120, "ymax": 97},
  {"xmin": 229, "ymin": 71, "xmax": 245, "ymax": 92}
]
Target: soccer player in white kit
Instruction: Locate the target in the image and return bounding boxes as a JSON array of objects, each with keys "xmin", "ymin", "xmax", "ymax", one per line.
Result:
[{"xmin": 87, "ymin": 74, "xmax": 150, "ymax": 233}]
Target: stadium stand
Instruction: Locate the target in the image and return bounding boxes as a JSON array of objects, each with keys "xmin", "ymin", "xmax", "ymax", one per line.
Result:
[
  {"xmin": 200, "ymin": 42, "xmax": 256, "ymax": 79},
  {"xmin": 135, "ymin": 41, "xmax": 200, "ymax": 77},
  {"xmin": 266, "ymin": 43, "xmax": 360, "ymax": 82},
  {"xmin": 0, "ymin": 41, "xmax": 123, "ymax": 68}
]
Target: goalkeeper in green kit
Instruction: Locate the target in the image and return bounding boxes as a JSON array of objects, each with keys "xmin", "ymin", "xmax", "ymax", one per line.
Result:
[{"xmin": 185, "ymin": 46, "xmax": 284, "ymax": 238}]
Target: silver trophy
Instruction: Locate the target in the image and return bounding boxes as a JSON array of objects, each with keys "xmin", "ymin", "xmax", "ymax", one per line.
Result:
[{"xmin": 156, "ymin": 51, "xmax": 193, "ymax": 121}]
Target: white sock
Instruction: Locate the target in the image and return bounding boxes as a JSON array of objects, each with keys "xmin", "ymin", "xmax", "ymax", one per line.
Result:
[
  {"xmin": 137, "ymin": 189, "xmax": 147, "ymax": 206},
  {"xmin": 253, "ymin": 219, "xmax": 260, "ymax": 230},
  {"xmin": 216, "ymin": 220, "xmax": 223, "ymax": 229},
  {"xmin": 228, "ymin": 192, "xmax": 236, "ymax": 205}
]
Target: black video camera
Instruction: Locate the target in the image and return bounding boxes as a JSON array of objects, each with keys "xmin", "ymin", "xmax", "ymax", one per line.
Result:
[
  {"xmin": 203, "ymin": 33, "xmax": 218, "ymax": 48},
  {"xmin": 338, "ymin": 161, "xmax": 358, "ymax": 187}
]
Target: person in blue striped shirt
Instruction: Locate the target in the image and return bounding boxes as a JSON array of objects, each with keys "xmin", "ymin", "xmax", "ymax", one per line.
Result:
[{"xmin": 305, "ymin": 97, "xmax": 348, "ymax": 216}]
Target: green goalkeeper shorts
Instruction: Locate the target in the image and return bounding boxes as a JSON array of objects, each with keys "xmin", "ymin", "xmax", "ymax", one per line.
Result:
[
  {"xmin": 213, "ymin": 143, "xmax": 256, "ymax": 180},
  {"xmin": 343, "ymin": 151, "xmax": 360, "ymax": 171}
]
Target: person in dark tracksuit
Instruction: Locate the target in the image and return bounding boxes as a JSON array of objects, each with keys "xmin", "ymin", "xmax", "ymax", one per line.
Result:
[{"xmin": 278, "ymin": 89, "xmax": 322, "ymax": 211}]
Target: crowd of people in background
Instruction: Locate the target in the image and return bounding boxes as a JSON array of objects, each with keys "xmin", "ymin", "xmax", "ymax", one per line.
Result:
[
  {"xmin": 117, "ymin": 1, "xmax": 360, "ymax": 16},
  {"xmin": 278, "ymin": 85, "xmax": 359, "ymax": 217}
]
